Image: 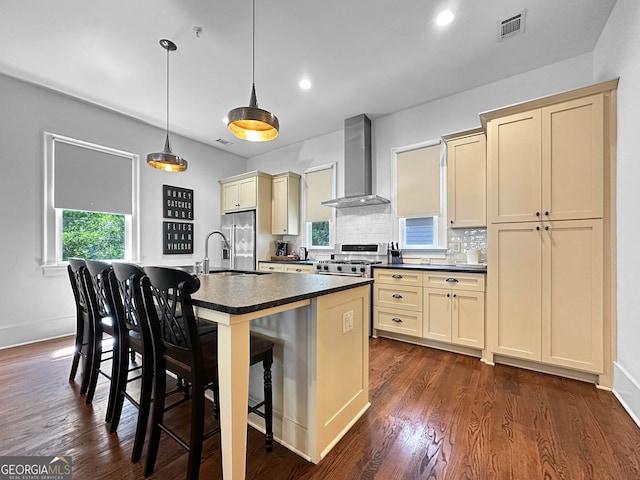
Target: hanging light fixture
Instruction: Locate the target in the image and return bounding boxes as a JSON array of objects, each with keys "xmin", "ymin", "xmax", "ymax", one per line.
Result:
[
  {"xmin": 227, "ymin": 0, "xmax": 279, "ymax": 142},
  {"xmin": 147, "ymin": 39, "xmax": 188, "ymax": 172}
]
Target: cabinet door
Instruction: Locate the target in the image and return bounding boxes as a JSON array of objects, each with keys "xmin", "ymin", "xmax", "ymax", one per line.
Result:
[
  {"xmin": 541, "ymin": 219, "xmax": 603, "ymax": 372},
  {"xmin": 423, "ymin": 288, "xmax": 452, "ymax": 342},
  {"xmin": 272, "ymin": 176, "xmax": 288, "ymax": 234},
  {"xmin": 451, "ymin": 290, "xmax": 485, "ymax": 348},
  {"xmin": 222, "ymin": 181, "xmax": 240, "ymax": 212},
  {"xmin": 487, "ymin": 222, "xmax": 542, "ymax": 361},
  {"xmin": 238, "ymin": 176, "xmax": 257, "ymax": 209},
  {"xmin": 542, "ymin": 95, "xmax": 604, "ymax": 221},
  {"xmin": 447, "ymin": 134, "xmax": 486, "ymax": 227},
  {"xmin": 487, "ymin": 110, "xmax": 542, "ymax": 223}
]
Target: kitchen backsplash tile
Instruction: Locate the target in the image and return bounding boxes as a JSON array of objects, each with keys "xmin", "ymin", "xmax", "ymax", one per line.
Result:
[
  {"xmin": 447, "ymin": 227, "xmax": 487, "ymax": 264},
  {"xmin": 336, "ymin": 204, "xmax": 393, "ymax": 244}
]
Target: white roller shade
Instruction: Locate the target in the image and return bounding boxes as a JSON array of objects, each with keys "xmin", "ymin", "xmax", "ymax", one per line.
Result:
[
  {"xmin": 305, "ymin": 166, "xmax": 333, "ymax": 222},
  {"xmin": 397, "ymin": 144, "xmax": 441, "ymax": 217},
  {"xmin": 54, "ymin": 141, "xmax": 133, "ymax": 214}
]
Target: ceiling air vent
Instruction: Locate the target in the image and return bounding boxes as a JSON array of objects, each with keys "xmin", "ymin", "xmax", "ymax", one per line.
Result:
[
  {"xmin": 216, "ymin": 138, "xmax": 233, "ymax": 146},
  {"xmin": 498, "ymin": 10, "xmax": 526, "ymax": 41}
]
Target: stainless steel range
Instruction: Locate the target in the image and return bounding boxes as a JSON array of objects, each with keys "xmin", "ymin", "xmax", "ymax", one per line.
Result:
[{"xmin": 315, "ymin": 243, "xmax": 388, "ymax": 277}]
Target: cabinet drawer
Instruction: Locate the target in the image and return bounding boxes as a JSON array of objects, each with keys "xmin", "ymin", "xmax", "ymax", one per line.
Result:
[
  {"xmin": 374, "ymin": 284, "xmax": 422, "ymax": 311},
  {"xmin": 258, "ymin": 263, "xmax": 285, "ymax": 272},
  {"xmin": 284, "ymin": 264, "xmax": 314, "ymax": 274},
  {"xmin": 374, "ymin": 269, "xmax": 423, "ymax": 286},
  {"xmin": 374, "ymin": 308, "xmax": 422, "ymax": 337},
  {"xmin": 423, "ymin": 272, "xmax": 485, "ymax": 292}
]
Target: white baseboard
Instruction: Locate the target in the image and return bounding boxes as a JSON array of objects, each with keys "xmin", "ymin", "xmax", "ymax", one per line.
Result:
[
  {"xmin": 0, "ymin": 316, "xmax": 74, "ymax": 350},
  {"xmin": 613, "ymin": 361, "xmax": 640, "ymax": 428}
]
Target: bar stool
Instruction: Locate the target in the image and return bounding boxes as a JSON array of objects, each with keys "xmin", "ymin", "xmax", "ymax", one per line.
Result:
[{"xmin": 138, "ymin": 266, "xmax": 274, "ymax": 480}]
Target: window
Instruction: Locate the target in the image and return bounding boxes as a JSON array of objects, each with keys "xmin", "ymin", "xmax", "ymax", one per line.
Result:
[
  {"xmin": 304, "ymin": 164, "xmax": 335, "ymax": 249},
  {"xmin": 399, "ymin": 216, "xmax": 439, "ymax": 249},
  {"xmin": 43, "ymin": 133, "xmax": 139, "ymax": 274},
  {"xmin": 395, "ymin": 141, "xmax": 446, "ymax": 250}
]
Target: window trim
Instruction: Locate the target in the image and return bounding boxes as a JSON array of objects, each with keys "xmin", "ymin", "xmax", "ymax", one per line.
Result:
[{"xmin": 42, "ymin": 132, "xmax": 140, "ymax": 276}]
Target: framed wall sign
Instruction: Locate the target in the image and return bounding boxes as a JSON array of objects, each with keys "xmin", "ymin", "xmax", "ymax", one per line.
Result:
[
  {"xmin": 163, "ymin": 184, "xmax": 194, "ymax": 220},
  {"xmin": 163, "ymin": 221, "xmax": 194, "ymax": 254}
]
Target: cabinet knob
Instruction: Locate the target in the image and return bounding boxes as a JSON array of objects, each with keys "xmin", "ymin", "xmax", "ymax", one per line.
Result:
[
  {"xmin": 447, "ymin": 293, "xmax": 451, "ymax": 298},
  {"xmin": 450, "ymin": 220, "xmax": 454, "ymax": 224},
  {"xmin": 536, "ymin": 226, "xmax": 541, "ymax": 231},
  {"xmin": 545, "ymin": 211, "xmax": 549, "ymax": 216},
  {"xmin": 391, "ymin": 317, "xmax": 403, "ymax": 323},
  {"xmin": 392, "ymin": 274, "xmax": 403, "ymax": 279},
  {"xmin": 536, "ymin": 211, "xmax": 540, "ymax": 217},
  {"xmin": 392, "ymin": 293, "xmax": 403, "ymax": 299},
  {"xmin": 545, "ymin": 226, "xmax": 550, "ymax": 231},
  {"xmin": 453, "ymin": 294, "xmax": 457, "ymax": 298}
]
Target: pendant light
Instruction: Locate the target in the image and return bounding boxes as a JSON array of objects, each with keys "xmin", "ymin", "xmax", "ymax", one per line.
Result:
[
  {"xmin": 227, "ymin": 0, "xmax": 279, "ymax": 142},
  {"xmin": 147, "ymin": 39, "xmax": 188, "ymax": 172}
]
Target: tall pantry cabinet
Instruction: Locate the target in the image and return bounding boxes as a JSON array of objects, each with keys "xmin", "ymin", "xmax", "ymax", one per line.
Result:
[{"xmin": 482, "ymin": 79, "xmax": 618, "ymax": 385}]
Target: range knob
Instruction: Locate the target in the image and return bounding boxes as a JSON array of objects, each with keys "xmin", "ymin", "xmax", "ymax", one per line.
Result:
[
  {"xmin": 360, "ymin": 267, "xmax": 366, "ymax": 273},
  {"xmin": 351, "ymin": 267, "xmax": 357, "ymax": 273},
  {"xmin": 323, "ymin": 265, "xmax": 329, "ymax": 271},
  {"xmin": 337, "ymin": 266, "xmax": 342, "ymax": 272},
  {"xmin": 316, "ymin": 265, "xmax": 321, "ymax": 271}
]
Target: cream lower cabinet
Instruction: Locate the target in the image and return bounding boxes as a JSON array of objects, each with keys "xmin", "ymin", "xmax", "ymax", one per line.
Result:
[
  {"xmin": 258, "ymin": 262, "xmax": 314, "ymax": 274},
  {"xmin": 374, "ymin": 269, "xmax": 485, "ymax": 349},
  {"xmin": 487, "ymin": 219, "xmax": 603, "ymax": 373},
  {"xmin": 423, "ymin": 272, "xmax": 485, "ymax": 348},
  {"xmin": 373, "ymin": 269, "xmax": 423, "ymax": 337}
]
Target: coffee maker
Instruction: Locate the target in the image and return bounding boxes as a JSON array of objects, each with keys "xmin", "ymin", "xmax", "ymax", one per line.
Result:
[{"xmin": 276, "ymin": 241, "xmax": 288, "ymax": 256}]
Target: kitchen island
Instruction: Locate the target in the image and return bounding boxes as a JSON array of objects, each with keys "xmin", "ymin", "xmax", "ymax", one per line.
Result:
[{"xmin": 190, "ymin": 272, "xmax": 372, "ymax": 480}]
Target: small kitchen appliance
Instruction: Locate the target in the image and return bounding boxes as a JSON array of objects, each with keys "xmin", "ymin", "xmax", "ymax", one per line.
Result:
[{"xmin": 276, "ymin": 241, "xmax": 288, "ymax": 256}]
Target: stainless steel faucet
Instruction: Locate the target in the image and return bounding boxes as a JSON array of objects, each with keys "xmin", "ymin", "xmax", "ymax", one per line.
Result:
[{"xmin": 203, "ymin": 230, "xmax": 230, "ymax": 274}]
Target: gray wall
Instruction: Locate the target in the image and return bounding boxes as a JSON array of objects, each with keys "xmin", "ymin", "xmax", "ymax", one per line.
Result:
[
  {"xmin": 0, "ymin": 73, "xmax": 248, "ymax": 348},
  {"xmin": 593, "ymin": 0, "xmax": 640, "ymax": 425}
]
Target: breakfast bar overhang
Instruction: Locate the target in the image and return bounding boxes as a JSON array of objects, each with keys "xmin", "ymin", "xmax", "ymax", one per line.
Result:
[{"xmin": 190, "ymin": 272, "xmax": 373, "ymax": 480}]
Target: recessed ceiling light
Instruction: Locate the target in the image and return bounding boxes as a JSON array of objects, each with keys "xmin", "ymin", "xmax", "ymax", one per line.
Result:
[
  {"xmin": 299, "ymin": 79, "xmax": 312, "ymax": 90},
  {"xmin": 436, "ymin": 9, "xmax": 455, "ymax": 27}
]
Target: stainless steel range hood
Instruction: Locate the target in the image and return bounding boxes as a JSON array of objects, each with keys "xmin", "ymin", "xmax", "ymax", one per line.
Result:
[{"xmin": 322, "ymin": 114, "xmax": 390, "ymax": 208}]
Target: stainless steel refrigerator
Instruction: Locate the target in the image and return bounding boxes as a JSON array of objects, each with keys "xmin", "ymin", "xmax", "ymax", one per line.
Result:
[{"xmin": 220, "ymin": 210, "xmax": 256, "ymax": 271}]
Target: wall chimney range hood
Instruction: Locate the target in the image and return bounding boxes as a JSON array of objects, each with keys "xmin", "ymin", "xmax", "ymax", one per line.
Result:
[{"xmin": 322, "ymin": 114, "xmax": 390, "ymax": 208}]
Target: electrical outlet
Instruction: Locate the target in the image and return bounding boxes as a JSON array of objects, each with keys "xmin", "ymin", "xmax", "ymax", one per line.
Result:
[{"xmin": 342, "ymin": 310, "xmax": 354, "ymax": 334}]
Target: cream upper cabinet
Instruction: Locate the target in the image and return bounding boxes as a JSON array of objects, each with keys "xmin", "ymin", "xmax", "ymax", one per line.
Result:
[
  {"xmin": 541, "ymin": 95, "xmax": 604, "ymax": 221},
  {"xmin": 272, "ymin": 172, "xmax": 301, "ymax": 235},
  {"xmin": 220, "ymin": 173, "xmax": 262, "ymax": 213},
  {"xmin": 487, "ymin": 94, "xmax": 604, "ymax": 223},
  {"xmin": 444, "ymin": 130, "xmax": 487, "ymax": 228},
  {"xmin": 487, "ymin": 219, "xmax": 603, "ymax": 373},
  {"xmin": 487, "ymin": 110, "xmax": 542, "ymax": 223}
]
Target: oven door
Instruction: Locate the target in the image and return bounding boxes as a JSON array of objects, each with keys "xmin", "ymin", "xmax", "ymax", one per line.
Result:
[{"xmin": 316, "ymin": 271, "xmax": 364, "ymax": 278}]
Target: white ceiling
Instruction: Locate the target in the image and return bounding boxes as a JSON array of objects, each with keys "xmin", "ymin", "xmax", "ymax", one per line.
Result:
[{"xmin": 0, "ymin": 0, "xmax": 616, "ymax": 158}]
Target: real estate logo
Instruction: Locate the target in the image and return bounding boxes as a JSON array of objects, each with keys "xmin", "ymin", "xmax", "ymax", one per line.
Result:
[{"xmin": 0, "ymin": 456, "xmax": 72, "ymax": 480}]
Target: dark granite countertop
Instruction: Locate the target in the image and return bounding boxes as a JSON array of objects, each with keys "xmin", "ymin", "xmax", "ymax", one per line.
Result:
[
  {"xmin": 191, "ymin": 272, "xmax": 372, "ymax": 315},
  {"xmin": 373, "ymin": 263, "xmax": 487, "ymax": 274}
]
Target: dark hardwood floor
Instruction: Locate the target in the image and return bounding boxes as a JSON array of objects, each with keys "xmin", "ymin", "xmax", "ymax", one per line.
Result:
[{"xmin": 1, "ymin": 335, "xmax": 639, "ymax": 479}]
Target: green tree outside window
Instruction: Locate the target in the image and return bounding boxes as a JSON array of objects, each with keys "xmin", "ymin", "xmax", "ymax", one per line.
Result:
[{"xmin": 62, "ymin": 210, "xmax": 125, "ymax": 261}]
